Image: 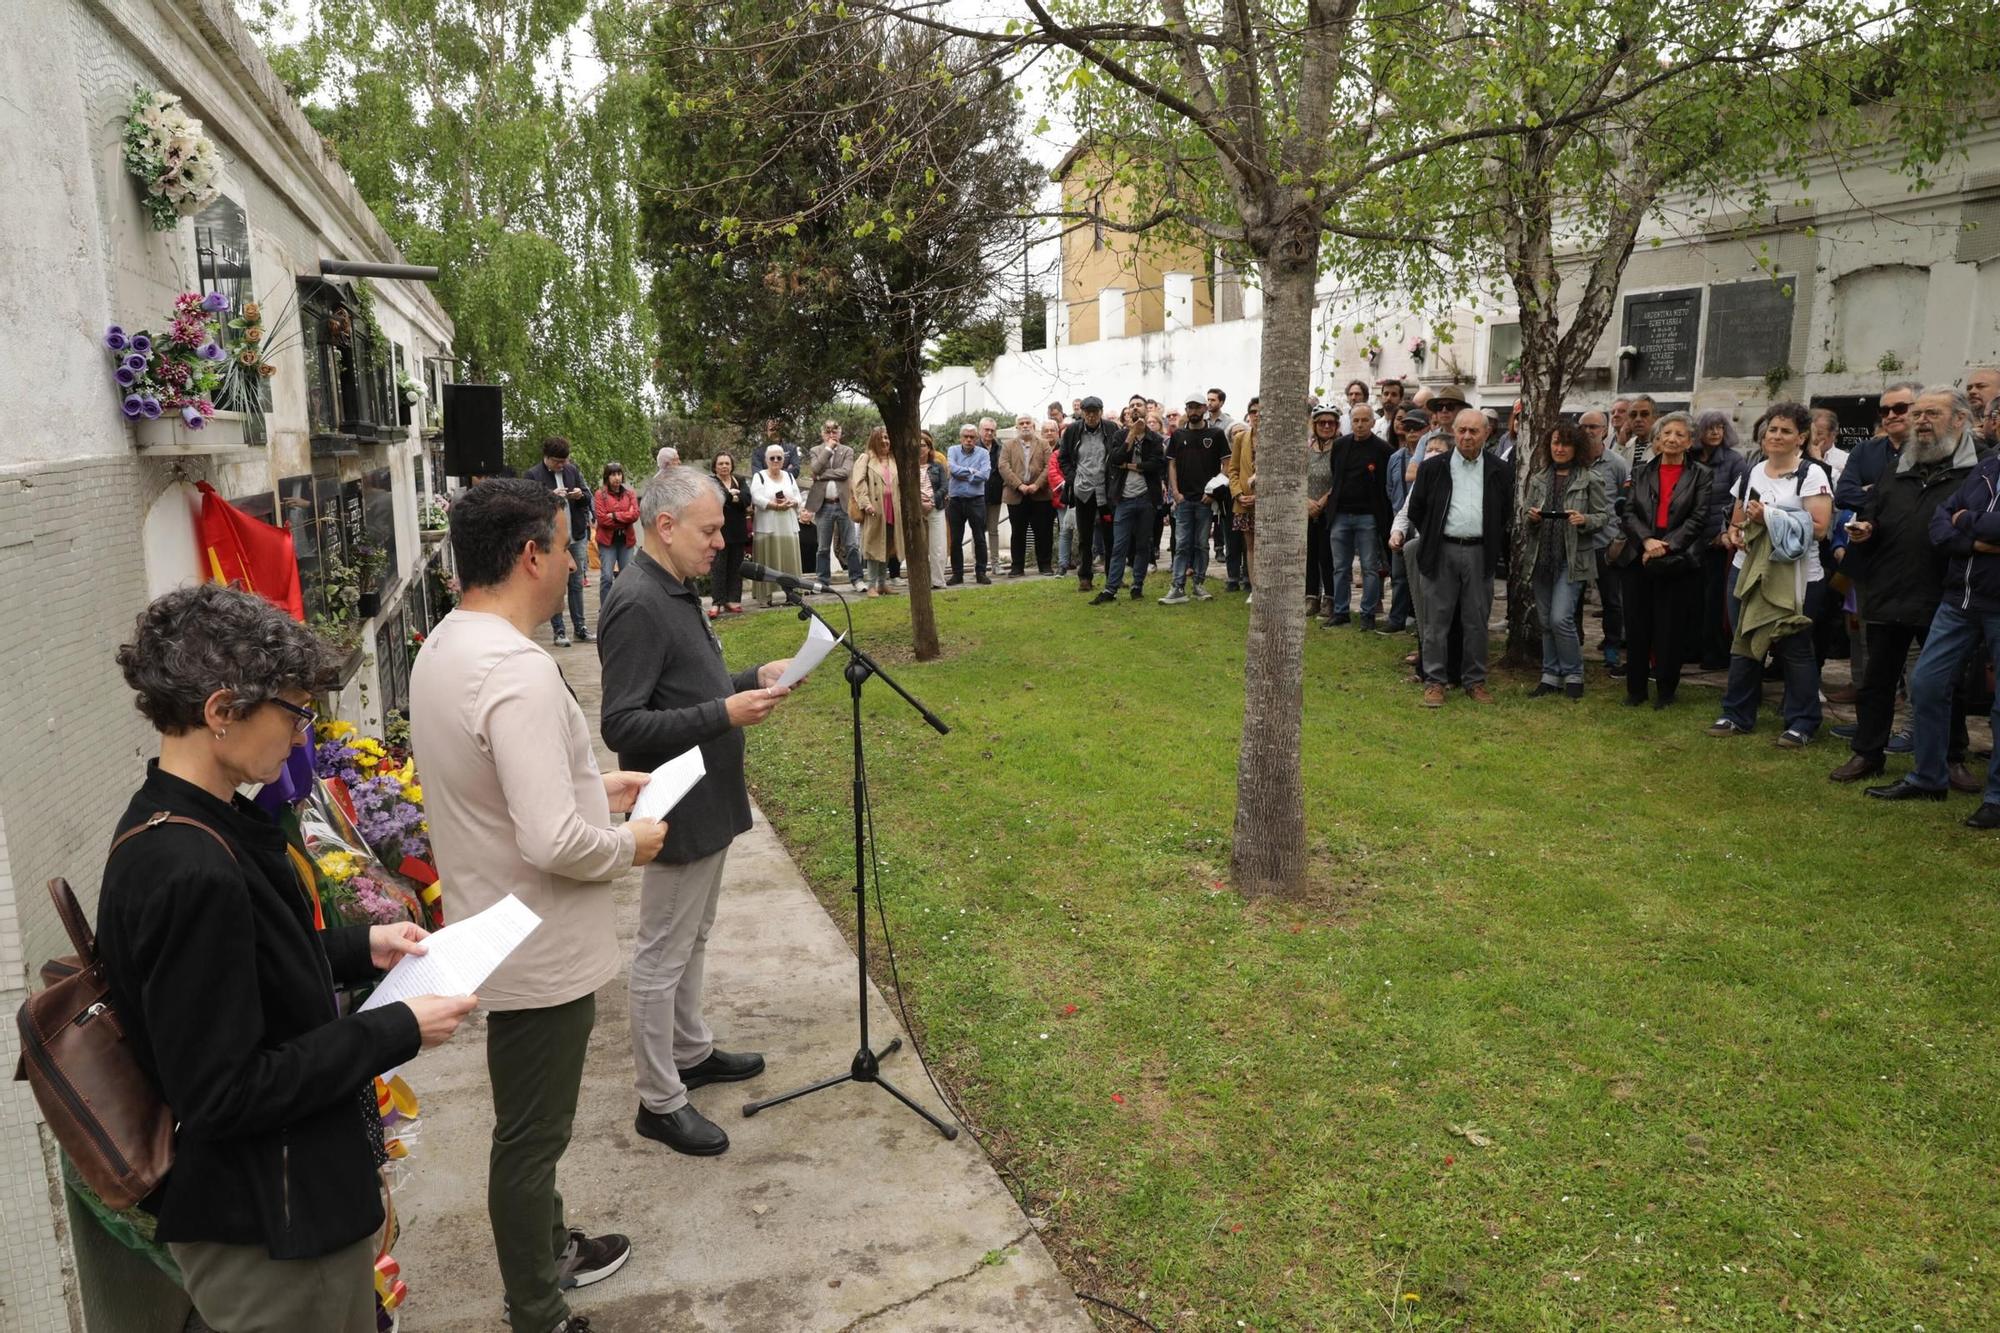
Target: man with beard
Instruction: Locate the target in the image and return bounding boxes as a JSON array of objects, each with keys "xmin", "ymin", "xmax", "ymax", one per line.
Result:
[
  {"xmin": 1865, "ymin": 386, "xmax": 2000, "ymax": 827},
  {"xmin": 1830, "ymin": 388, "xmax": 1981, "ymax": 792}
]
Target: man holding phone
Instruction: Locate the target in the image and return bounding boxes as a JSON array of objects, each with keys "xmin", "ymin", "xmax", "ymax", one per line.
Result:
[{"xmin": 525, "ymin": 437, "xmax": 596, "ymax": 647}]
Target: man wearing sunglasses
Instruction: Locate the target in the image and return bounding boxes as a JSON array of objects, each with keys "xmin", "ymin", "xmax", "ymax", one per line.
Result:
[{"xmin": 1835, "ymin": 381, "xmax": 1922, "ymax": 513}]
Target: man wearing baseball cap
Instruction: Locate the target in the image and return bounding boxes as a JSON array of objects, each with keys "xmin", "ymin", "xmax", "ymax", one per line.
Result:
[
  {"xmin": 1161, "ymin": 397, "xmax": 1228, "ymax": 603},
  {"xmin": 1384, "ymin": 407, "xmax": 1431, "ymax": 633},
  {"xmin": 1058, "ymin": 396, "xmax": 1114, "ymax": 589}
]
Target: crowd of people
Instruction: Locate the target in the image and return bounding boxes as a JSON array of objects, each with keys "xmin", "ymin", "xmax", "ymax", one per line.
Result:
[{"xmin": 555, "ymin": 366, "xmax": 2000, "ymax": 831}]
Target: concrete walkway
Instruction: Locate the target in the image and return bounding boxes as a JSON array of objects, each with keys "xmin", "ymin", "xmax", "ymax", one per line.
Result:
[{"xmin": 391, "ymin": 650, "xmax": 1090, "ymax": 1332}]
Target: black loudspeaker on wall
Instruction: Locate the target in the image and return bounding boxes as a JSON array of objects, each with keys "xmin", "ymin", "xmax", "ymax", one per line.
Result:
[{"xmin": 442, "ymin": 383, "xmax": 505, "ymax": 477}]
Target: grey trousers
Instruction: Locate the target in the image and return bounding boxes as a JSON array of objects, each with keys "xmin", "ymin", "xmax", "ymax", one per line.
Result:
[
  {"xmin": 170, "ymin": 1233, "xmax": 377, "ymax": 1333},
  {"xmin": 1403, "ymin": 536, "xmax": 1426, "ymax": 631},
  {"xmin": 1421, "ymin": 540, "xmax": 1494, "ymax": 687},
  {"xmin": 632, "ymin": 848, "xmax": 730, "ymax": 1114}
]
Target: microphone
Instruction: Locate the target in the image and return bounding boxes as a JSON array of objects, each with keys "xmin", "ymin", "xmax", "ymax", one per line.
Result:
[{"xmin": 741, "ymin": 560, "xmax": 810, "ymax": 592}]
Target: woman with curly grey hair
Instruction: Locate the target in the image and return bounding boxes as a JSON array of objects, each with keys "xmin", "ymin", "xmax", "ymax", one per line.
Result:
[{"xmin": 98, "ymin": 583, "xmax": 475, "ymax": 1332}]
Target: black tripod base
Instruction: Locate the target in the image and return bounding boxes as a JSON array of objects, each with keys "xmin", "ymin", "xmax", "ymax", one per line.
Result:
[{"xmin": 740, "ymin": 1037, "xmax": 958, "ymax": 1139}]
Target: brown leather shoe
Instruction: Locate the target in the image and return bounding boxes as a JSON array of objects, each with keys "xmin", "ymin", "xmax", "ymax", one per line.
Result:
[
  {"xmin": 1825, "ymin": 685, "xmax": 1859, "ymax": 705},
  {"xmin": 1465, "ymin": 684, "xmax": 1496, "ymax": 704},
  {"xmin": 1077, "ymin": 576, "xmax": 1094, "ymax": 591},
  {"xmin": 1420, "ymin": 683, "xmax": 1446, "ymax": 708},
  {"xmin": 1950, "ymin": 762, "xmax": 1983, "ymax": 794},
  {"xmin": 1827, "ymin": 753, "xmax": 1884, "ymax": 784}
]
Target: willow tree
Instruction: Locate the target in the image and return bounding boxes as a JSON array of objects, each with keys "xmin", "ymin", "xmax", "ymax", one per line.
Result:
[
  {"xmin": 248, "ymin": 0, "xmax": 655, "ymax": 474},
  {"xmin": 635, "ymin": 6, "xmax": 1039, "ymax": 660}
]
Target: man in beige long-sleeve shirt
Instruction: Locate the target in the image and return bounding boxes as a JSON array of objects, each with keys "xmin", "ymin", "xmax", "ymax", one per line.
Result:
[{"xmin": 411, "ymin": 479, "xmax": 666, "ymax": 1333}]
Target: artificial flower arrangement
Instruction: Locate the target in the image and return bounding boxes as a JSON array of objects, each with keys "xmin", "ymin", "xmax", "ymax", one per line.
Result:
[
  {"xmin": 123, "ymin": 88, "xmax": 222, "ymax": 231},
  {"xmin": 308, "ymin": 720, "xmax": 444, "ymax": 931},
  {"xmin": 105, "ymin": 291, "xmax": 228, "ymax": 429},
  {"xmin": 417, "ymin": 494, "xmax": 449, "ymax": 531}
]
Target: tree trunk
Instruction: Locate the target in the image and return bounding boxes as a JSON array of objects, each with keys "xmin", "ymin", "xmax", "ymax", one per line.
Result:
[
  {"xmin": 1229, "ymin": 230, "xmax": 1317, "ymax": 900},
  {"xmin": 877, "ymin": 377, "xmax": 942, "ymax": 660}
]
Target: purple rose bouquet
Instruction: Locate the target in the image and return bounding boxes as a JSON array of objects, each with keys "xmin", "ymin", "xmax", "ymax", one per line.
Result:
[{"xmin": 108, "ymin": 292, "xmax": 225, "ymax": 425}]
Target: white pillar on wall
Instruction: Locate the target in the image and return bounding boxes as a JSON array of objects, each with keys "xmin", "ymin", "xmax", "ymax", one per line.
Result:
[
  {"xmin": 1099, "ymin": 287, "xmax": 1127, "ymax": 341},
  {"xmin": 1241, "ymin": 280, "xmax": 1265, "ymax": 322},
  {"xmin": 1164, "ymin": 272, "xmax": 1195, "ymax": 331},
  {"xmin": 1048, "ymin": 297, "xmax": 1068, "ymax": 348},
  {"xmin": 1918, "ymin": 260, "xmax": 1977, "ymax": 381}
]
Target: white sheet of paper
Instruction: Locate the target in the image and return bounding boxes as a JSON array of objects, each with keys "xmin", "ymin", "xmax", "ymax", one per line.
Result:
[
  {"xmin": 360, "ymin": 895, "xmax": 541, "ymax": 1075},
  {"xmin": 631, "ymin": 746, "xmax": 707, "ymax": 823},
  {"xmin": 360, "ymin": 895, "xmax": 540, "ymax": 1014},
  {"xmin": 776, "ymin": 616, "xmax": 843, "ymax": 689}
]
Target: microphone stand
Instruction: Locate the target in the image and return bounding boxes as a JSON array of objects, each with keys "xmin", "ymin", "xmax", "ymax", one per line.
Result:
[{"xmin": 741, "ymin": 584, "xmax": 957, "ymax": 1139}]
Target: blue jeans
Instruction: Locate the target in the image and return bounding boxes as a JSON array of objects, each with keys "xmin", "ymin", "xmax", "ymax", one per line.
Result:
[
  {"xmin": 551, "ymin": 537, "xmax": 588, "ymax": 635},
  {"xmin": 1720, "ymin": 581, "xmax": 1825, "ymax": 735},
  {"xmin": 1105, "ymin": 496, "xmax": 1155, "ymax": 592},
  {"xmin": 598, "ymin": 540, "xmax": 633, "ymax": 611},
  {"xmin": 1170, "ymin": 499, "xmax": 1212, "ymax": 591},
  {"xmin": 1533, "ymin": 563, "xmax": 1585, "ymax": 684},
  {"xmin": 1910, "ymin": 602, "xmax": 2000, "ymax": 801},
  {"xmin": 1328, "ymin": 513, "xmax": 1381, "ymax": 618},
  {"xmin": 1057, "ymin": 508, "xmax": 1075, "ymax": 571},
  {"xmin": 813, "ymin": 507, "xmax": 862, "ymax": 586}
]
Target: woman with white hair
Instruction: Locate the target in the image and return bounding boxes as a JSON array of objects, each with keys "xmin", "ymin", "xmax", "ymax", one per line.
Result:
[{"xmin": 748, "ymin": 444, "xmax": 804, "ymax": 607}]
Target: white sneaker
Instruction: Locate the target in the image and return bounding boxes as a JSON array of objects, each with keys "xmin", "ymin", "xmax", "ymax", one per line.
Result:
[
  {"xmin": 554, "ymin": 632, "xmax": 571, "ymax": 647},
  {"xmin": 1244, "ymin": 593, "xmax": 1253, "ymax": 606},
  {"xmin": 1159, "ymin": 590, "xmax": 1189, "ymax": 605}
]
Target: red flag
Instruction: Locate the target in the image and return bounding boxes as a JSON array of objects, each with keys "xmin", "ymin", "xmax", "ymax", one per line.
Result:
[{"xmin": 195, "ymin": 481, "xmax": 305, "ymax": 621}]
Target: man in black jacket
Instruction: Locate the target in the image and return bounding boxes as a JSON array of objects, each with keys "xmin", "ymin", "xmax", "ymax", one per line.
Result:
[
  {"xmin": 1392, "ymin": 408, "xmax": 1513, "ymax": 705},
  {"xmin": 1059, "ymin": 396, "xmax": 1116, "ymax": 589},
  {"xmin": 1091, "ymin": 421, "xmax": 1168, "ymax": 604},
  {"xmin": 1325, "ymin": 403, "xmax": 1394, "ymax": 628},
  {"xmin": 524, "ymin": 437, "xmax": 594, "ymax": 646},
  {"xmin": 1838, "ymin": 387, "xmax": 1982, "ymax": 793},
  {"xmin": 600, "ymin": 467, "xmax": 794, "ymax": 1157}
]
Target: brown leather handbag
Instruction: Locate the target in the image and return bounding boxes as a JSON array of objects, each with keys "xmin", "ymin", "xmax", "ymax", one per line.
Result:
[{"xmin": 13, "ymin": 813, "xmax": 233, "ymax": 1210}]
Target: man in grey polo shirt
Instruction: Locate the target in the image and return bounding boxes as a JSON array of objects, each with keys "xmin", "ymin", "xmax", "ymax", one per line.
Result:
[{"xmin": 599, "ymin": 467, "xmax": 795, "ymax": 1157}]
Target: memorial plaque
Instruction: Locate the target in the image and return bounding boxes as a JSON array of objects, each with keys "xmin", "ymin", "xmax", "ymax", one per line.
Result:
[
  {"xmin": 1619, "ymin": 288, "xmax": 1702, "ymax": 394},
  {"xmin": 1810, "ymin": 394, "xmax": 1881, "ymax": 449},
  {"xmin": 315, "ymin": 477, "xmax": 346, "ymax": 568},
  {"xmin": 1704, "ymin": 279, "xmax": 1795, "ymax": 379}
]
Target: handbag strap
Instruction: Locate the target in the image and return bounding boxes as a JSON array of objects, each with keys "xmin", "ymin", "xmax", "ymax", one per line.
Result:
[{"xmin": 43, "ymin": 878, "xmax": 98, "ymax": 964}]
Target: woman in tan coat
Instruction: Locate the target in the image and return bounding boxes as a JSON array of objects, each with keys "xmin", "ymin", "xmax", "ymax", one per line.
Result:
[
  {"xmin": 852, "ymin": 428, "xmax": 932, "ymax": 596},
  {"xmin": 1226, "ymin": 418, "xmax": 1257, "ymax": 601}
]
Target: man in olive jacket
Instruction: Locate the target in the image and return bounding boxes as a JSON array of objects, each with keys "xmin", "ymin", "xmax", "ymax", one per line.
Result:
[{"xmin": 599, "ymin": 467, "xmax": 794, "ymax": 1159}]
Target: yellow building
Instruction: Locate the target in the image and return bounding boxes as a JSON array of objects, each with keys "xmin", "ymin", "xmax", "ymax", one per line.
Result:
[{"xmin": 1054, "ymin": 145, "xmax": 1216, "ymax": 345}]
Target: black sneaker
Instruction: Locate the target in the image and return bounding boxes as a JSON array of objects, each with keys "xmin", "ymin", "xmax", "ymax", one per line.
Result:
[
  {"xmin": 1330, "ymin": 612, "xmax": 1351, "ymax": 626},
  {"xmin": 575, "ymin": 629, "xmax": 592, "ymax": 643},
  {"xmin": 1128, "ymin": 586, "xmax": 1142, "ymax": 600},
  {"xmin": 559, "ymin": 1229, "xmax": 631, "ymax": 1289},
  {"xmin": 1564, "ymin": 682, "xmax": 1585, "ymax": 701},
  {"xmin": 1965, "ymin": 802, "xmax": 2000, "ymax": 830},
  {"xmin": 976, "ymin": 574, "xmax": 994, "ymax": 585},
  {"xmin": 1358, "ymin": 616, "xmax": 1376, "ymax": 632},
  {"xmin": 1090, "ymin": 591, "xmax": 1117, "ymax": 605},
  {"xmin": 552, "ymin": 1319, "xmax": 597, "ymax": 1333}
]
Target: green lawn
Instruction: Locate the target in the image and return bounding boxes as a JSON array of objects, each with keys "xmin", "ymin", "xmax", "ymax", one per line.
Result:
[{"xmin": 719, "ymin": 583, "xmax": 1998, "ymax": 1331}]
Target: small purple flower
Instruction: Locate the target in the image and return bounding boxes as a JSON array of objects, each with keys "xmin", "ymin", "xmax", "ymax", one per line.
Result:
[
  {"xmin": 115, "ymin": 366, "xmax": 137, "ymax": 387},
  {"xmin": 181, "ymin": 406, "xmax": 205, "ymax": 429},
  {"xmin": 104, "ymin": 326, "xmax": 128, "ymax": 351},
  {"xmin": 130, "ymin": 334, "xmax": 152, "ymax": 354},
  {"xmin": 201, "ymin": 291, "xmax": 229, "ymax": 313},
  {"xmin": 124, "ymin": 353, "xmax": 148, "ymax": 373},
  {"xmin": 199, "ymin": 341, "xmax": 223, "ymax": 361},
  {"xmin": 140, "ymin": 398, "xmax": 162, "ymax": 420},
  {"xmin": 122, "ymin": 394, "xmax": 144, "ymax": 418}
]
